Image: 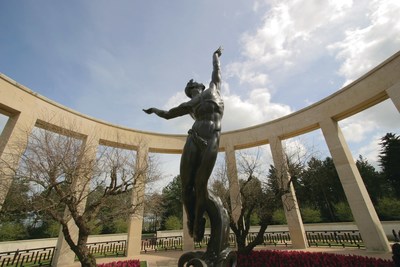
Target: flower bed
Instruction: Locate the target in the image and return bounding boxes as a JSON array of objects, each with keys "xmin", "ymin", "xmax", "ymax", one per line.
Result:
[
  {"xmin": 237, "ymin": 250, "xmax": 394, "ymax": 267},
  {"xmin": 95, "ymin": 250, "xmax": 394, "ymax": 267},
  {"xmin": 97, "ymin": 259, "xmax": 141, "ymax": 267}
]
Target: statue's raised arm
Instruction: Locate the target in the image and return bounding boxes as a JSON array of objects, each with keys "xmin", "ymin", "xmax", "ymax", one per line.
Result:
[{"xmin": 210, "ymin": 46, "xmax": 223, "ymax": 91}]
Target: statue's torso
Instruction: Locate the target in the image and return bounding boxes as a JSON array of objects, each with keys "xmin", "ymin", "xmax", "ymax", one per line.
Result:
[{"xmin": 190, "ymin": 88, "xmax": 224, "ymax": 139}]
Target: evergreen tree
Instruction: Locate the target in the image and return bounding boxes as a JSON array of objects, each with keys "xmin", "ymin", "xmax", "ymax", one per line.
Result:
[
  {"xmin": 298, "ymin": 157, "xmax": 346, "ymax": 222},
  {"xmin": 379, "ymin": 133, "xmax": 400, "ymax": 198},
  {"xmin": 160, "ymin": 175, "xmax": 182, "ymax": 229},
  {"xmin": 356, "ymin": 155, "xmax": 386, "ymax": 203}
]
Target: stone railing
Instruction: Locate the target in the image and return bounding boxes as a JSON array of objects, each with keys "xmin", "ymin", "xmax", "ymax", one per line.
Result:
[
  {"xmin": 306, "ymin": 230, "xmax": 364, "ymax": 248},
  {"xmin": 0, "ymin": 246, "xmax": 55, "ymax": 267},
  {"xmin": 86, "ymin": 240, "xmax": 127, "ymax": 258},
  {"xmin": 0, "ymin": 240, "xmax": 127, "ymax": 267},
  {"xmin": 0, "ymin": 228, "xmax": 388, "ymax": 266},
  {"xmin": 141, "ymin": 236, "xmax": 183, "ymax": 253}
]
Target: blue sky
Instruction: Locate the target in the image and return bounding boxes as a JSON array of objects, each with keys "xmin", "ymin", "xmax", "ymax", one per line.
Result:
[{"xmin": 1, "ymin": 1, "xmax": 400, "ymax": 184}]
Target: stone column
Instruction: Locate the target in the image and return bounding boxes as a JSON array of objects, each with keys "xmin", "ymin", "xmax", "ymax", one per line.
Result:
[
  {"xmin": 269, "ymin": 136, "xmax": 308, "ymax": 249},
  {"xmin": 52, "ymin": 135, "xmax": 99, "ymax": 266},
  {"xmin": 224, "ymin": 145, "xmax": 242, "ymax": 225},
  {"xmin": 182, "ymin": 207, "xmax": 194, "ymax": 251},
  {"xmin": 319, "ymin": 118, "xmax": 390, "ymax": 252},
  {"xmin": 52, "ymin": 210, "xmax": 78, "ymax": 266},
  {"xmin": 126, "ymin": 144, "xmax": 148, "ymax": 257},
  {"xmin": 387, "ymin": 82, "xmax": 400, "ymax": 113},
  {"xmin": 0, "ymin": 112, "xmax": 35, "ymax": 210}
]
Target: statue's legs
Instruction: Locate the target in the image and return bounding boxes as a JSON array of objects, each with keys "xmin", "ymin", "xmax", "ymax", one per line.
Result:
[
  {"xmin": 180, "ymin": 138, "xmax": 200, "ymax": 238},
  {"xmin": 192, "ymin": 139, "xmax": 218, "ymax": 242},
  {"xmin": 179, "ymin": 132, "xmax": 237, "ymax": 266}
]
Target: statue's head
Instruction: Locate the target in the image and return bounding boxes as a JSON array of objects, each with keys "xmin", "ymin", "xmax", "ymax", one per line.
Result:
[{"xmin": 185, "ymin": 79, "xmax": 205, "ymax": 98}]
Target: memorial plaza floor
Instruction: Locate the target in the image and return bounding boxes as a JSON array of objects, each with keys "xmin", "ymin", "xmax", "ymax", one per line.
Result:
[{"xmin": 69, "ymin": 245, "xmax": 395, "ymax": 267}]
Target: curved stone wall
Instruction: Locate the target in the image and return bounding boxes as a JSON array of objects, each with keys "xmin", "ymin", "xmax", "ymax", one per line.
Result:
[{"xmin": 1, "ymin": 51, "xmax": 399, "ymax": 153}]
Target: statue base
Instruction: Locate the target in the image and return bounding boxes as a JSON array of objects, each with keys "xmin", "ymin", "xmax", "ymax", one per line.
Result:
[
  {"xmin": 178, "ymin": 249, "xmax": 237, "ymax": 267},
  {"xmin": 179, "ymin": 191, "xmax": 237, "ymax": 267}
]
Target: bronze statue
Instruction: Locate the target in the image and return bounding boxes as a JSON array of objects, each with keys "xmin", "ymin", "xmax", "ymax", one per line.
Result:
[{"xmin": 144, "ymin": 47, "xmax": 236, "ymax": 266}]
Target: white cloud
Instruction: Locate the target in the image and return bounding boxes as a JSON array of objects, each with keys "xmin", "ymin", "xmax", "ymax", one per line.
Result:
[
  {"xmin": 224, "ymin": 0, "xmax": 356, "ymax": 131},
  {"xmin": 222, "ymin": 87, "xmax": 293, "ymax": 131},
  {"xmin": 234, "ymin": 0, "xmax": 354, "ymax": 73},
  {"xmin": 161, "ymin": 85, "xmax": 292, "ymax": 133},
  {"xmin": 339, "ymin": 100, "xmax": 399, "ymax": 167},
  {"xmin": 356, "ymin": 134, "xmax": 382, "ymax": 169},
  {"xmin": 164, "ymin": 91, "xmax": 188, "ymax": 109},
  {"xmin": 328, "ymin": 0, "xmax": 400, "ymax": 85},
  {"xmin": 341, "ymin": 119, "xmax": 377, "ymax": 143},
  {"xmin": 228, "ymin": 0, "xmax": 399, "ymax": 96},
  {"xmin": 283, "ymin": 138, "xmax": 308, "ymax": 159},
  {"xmin": 225, "ymin": 0, "xmax": 363, "ymax": 108},
  {"xmin": 340, "ymin": 100, "xmax": 399, "ymax": 143}
]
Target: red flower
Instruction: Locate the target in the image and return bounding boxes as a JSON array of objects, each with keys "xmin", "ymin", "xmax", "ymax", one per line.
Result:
[
  {"xmin": 97, "ymin": 259, "xmax": 140, "ymax": 267},
  {"xmin": 236, "ymin": 250, "xmax": 394, "ymax": 267}
]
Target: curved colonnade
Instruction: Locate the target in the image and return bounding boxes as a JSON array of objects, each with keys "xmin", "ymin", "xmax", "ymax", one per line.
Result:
[{"xmin": 1, "ymin": 51, "xmax": 400, "ymax": 265}]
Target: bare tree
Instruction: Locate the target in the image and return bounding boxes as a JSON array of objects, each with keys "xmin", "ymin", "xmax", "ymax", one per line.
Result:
[
  {"xmin": 210, "ymin": 146, "xmax": 307, "ymax": 254},
  {"xmin": 210, "ymin": 149, "xmax": 274, "ymax": 253},
  {"xmin": 3, "ymin": 124, "xmax": 159, "ymax": 266},
  {"xmin": 143, "ymin": 192, "xmax": 164, "ymax": 232}
]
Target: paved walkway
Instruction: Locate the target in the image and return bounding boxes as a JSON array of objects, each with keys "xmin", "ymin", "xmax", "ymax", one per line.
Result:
[{"xmin": 83, "ymin": 245, "xmax": 395, "ymax": 267}]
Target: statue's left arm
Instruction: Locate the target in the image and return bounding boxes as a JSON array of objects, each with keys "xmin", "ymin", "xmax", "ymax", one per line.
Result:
[
  {"xmin": 143, "ymin": 101, "xmax": 191, "ymax": 120},
  {"xmin": 210, "ymin": 46, "xmax": 222, "ymax": 91}
]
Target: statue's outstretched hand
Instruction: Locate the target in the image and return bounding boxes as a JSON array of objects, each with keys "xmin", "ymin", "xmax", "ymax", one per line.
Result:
[
  {"xmin": 143, "ymin": 108, "xmax": 154, "ymax": 114},
  {"xmin": 214, "ymin": 46, "xmax": 223, "ymax": 57}
]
